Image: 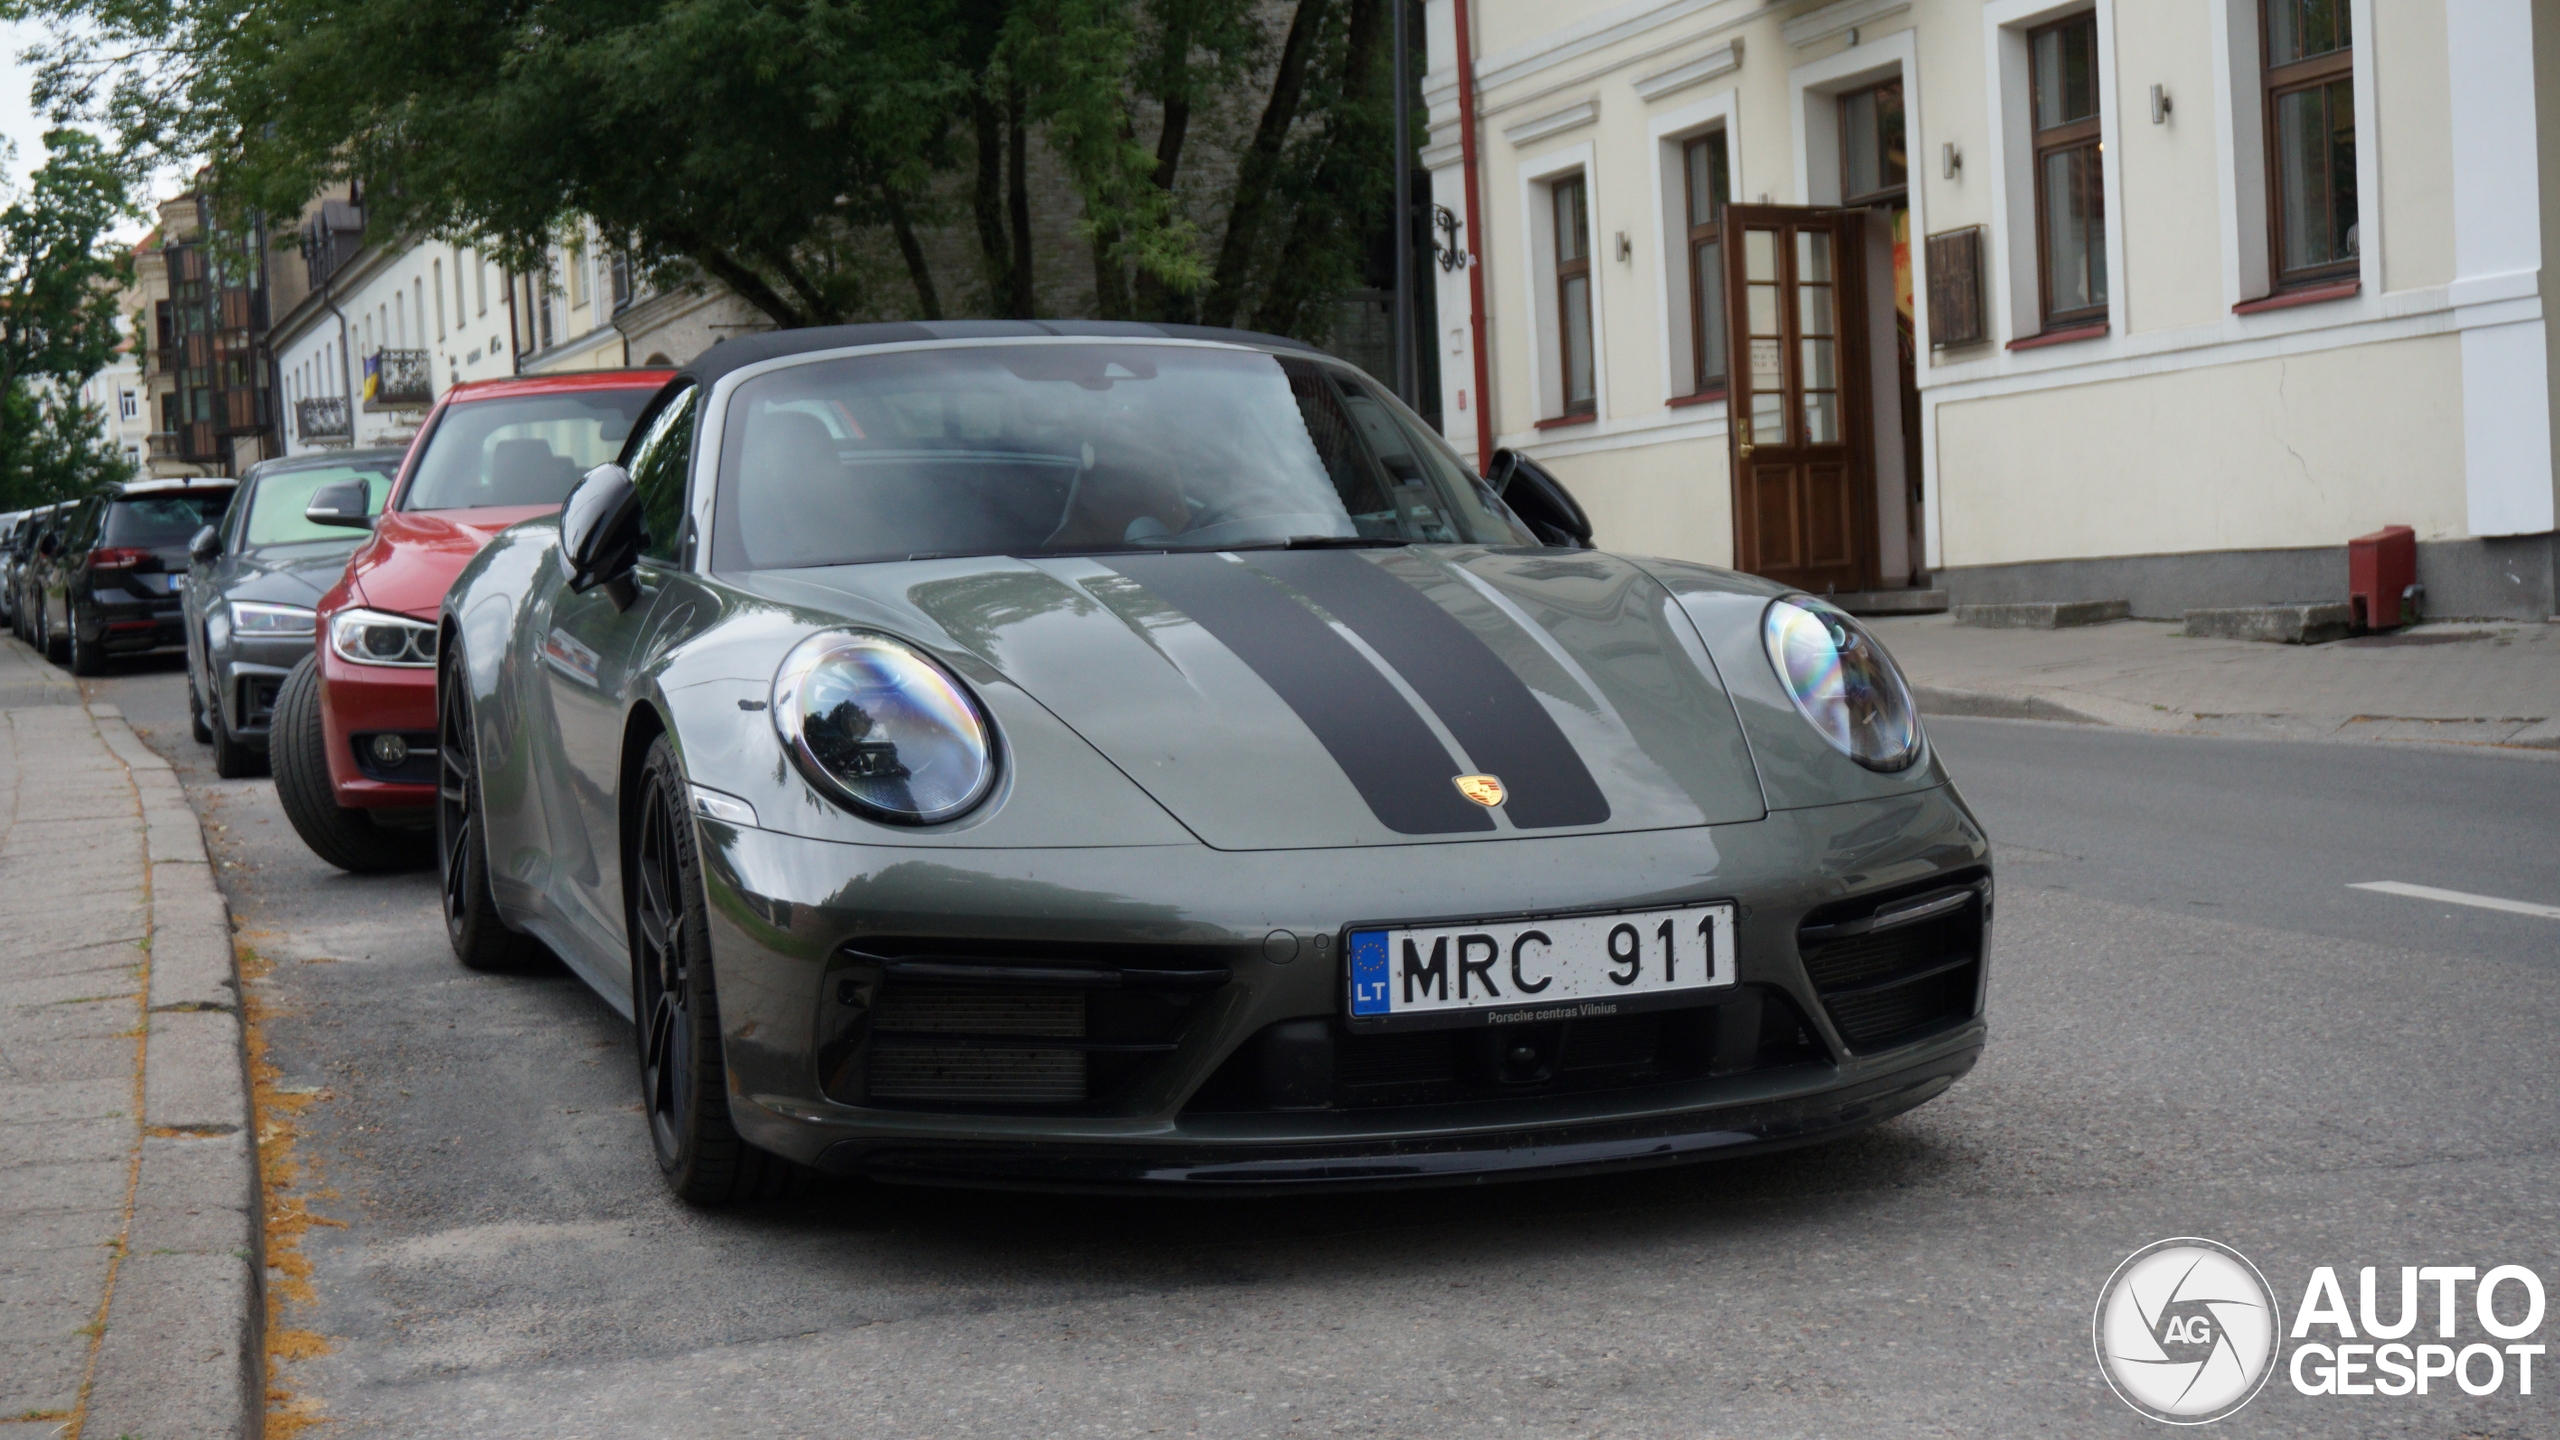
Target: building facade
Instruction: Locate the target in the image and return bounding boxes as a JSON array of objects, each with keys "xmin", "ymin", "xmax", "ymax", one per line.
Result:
[
  {"xmin": 1426, "ymin": 0, "xmax": 2560, "ymax": 619},
  {"xmin": 128, "ymin": 191, "xmax": 290, "ymax": 478}
]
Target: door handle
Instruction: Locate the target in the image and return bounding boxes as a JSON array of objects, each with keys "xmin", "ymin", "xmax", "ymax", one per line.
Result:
[{"xmin": 1735, "ymin": 419, "xmax": 1754, "ymax": 460}]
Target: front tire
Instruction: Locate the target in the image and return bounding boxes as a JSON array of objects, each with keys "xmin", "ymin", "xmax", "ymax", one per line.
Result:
[
  {"xmin": 208, "ymin": 681, "xmax": 265, "ymax": 779},
  {"xmin": 270, "ymin": 654, "xmax": 429, "ymax": 873},
  {"xmin": 437, "ymin": 647, "xmax": 539, "ymax": 971},
  {"xmin": 188, "ymin": 675, "xmax": 213, "ymax": 744},
  {"xmin": 631, "ymin": 735, "xmax": 792, "ymax": 1205},
  {"xmin": 67, "ymin": 610, "xmax": 106, "ymax": 676},
  {"xmin": 41, "ymin": 606, "xmax": 66, "ymax": 664}
]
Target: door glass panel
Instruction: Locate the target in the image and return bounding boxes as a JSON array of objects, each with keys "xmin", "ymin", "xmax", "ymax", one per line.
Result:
[
  {"xmin": 1744, "ymin": 228, "xmax": 1777, "ymax": 281},
  {"xmin": 1747, "ymin": 284, "xmax": 1780, "ymax": 336},
  {"xmin": 1802, "ymin": 390, "xmax": 1839, "ymax": 444},
  {"xmin": 2267, "ymin": 0, "xmax": 2349, "ymax": 65},
  {"xmin": 1798, "ymin": 284, "xmax": 1834, "ymax": 337},
  {"xmin": 1795, "ymin": 230, "xmax": 1832, "ymax": 284},
  {"xmin": 1801, "ymin": 337, "xmax": 1836, "ymax": 391},
  {"xmin": 1750, "ymin": 391, "xmax": 1787, "ymax": 448}
]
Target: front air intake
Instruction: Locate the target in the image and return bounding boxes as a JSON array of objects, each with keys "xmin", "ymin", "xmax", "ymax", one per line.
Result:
[{"xmin": 1796, "ymin": 873, "xmax": 1988, "ymax": 1053}]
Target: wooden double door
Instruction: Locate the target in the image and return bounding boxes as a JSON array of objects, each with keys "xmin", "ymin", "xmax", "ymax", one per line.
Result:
[{"xmin": 1722, "ymin": 205, "xmax": 1877, "ymax": 595}]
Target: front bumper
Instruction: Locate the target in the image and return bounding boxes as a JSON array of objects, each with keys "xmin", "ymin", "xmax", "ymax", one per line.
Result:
[
  {"xmin": 319, "ymin": 645, "xmax": 437, "ymax": 808},
  {"xmin": 211, "ymin": 635, "xmax": 315, "ymax": 743},
  {"xmin": 683, "ymin": 785, "xmax": 1993, "ymax": 1191}
]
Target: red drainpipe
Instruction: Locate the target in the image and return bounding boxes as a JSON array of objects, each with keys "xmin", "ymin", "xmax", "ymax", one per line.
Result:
[{"xmin": 1452, "ymin": 0, "xmax": 1495, "ymax": 465}]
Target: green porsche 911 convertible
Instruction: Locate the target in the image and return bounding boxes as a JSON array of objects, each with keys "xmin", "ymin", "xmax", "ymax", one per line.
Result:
[{"xmin": 435, "ymin": 320, "xmax": 1991, "ymax": 1203}]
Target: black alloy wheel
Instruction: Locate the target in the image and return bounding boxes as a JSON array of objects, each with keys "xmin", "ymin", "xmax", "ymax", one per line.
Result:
[
  {"xmin": 631, "ymin": 735, "xmax": 792, "ymax": 1205},
  {"xmin": 269, "ymin": 654, "xmax": 432, "ymax": 874},
  {"xmin": 436, "ymin": 649, "xmax": 538, "ymax": 971}
]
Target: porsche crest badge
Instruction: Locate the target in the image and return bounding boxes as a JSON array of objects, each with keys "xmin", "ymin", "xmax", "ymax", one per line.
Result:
[{"xmin": 1453, "ymin": 774, "xmax": 1506, "ymax": 808}]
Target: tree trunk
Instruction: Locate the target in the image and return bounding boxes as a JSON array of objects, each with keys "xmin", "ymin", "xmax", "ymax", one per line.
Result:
[
  {"xmin": 666, "ymin": 230, "xmax": 807, "ymax": 329},
  {"xmin": 1197, "ymin": 0, "xmax": 1327, "ymax": 327},
  {"xmin": 883, "ymin": 186, "xmax": 944, "ymax": 320},
  {"xmin": 1006, "ymin": 84, "xmax": 1036, "ymax": 318},
  {"xmin": 1131, "ymin": 92, "xmax": 1194, "ymax": 321},
  {"xmin": 1253, "ymin": 0, "xmax": 1387, "ymax": 338},
  {"xmin": 970, "ymin": 91, "xmax": 1015, "ymax": 310}
]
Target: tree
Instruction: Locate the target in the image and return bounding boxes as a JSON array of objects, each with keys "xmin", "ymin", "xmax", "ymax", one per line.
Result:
[
  {"xmin": 11, "ymin": 0, "xmax": 1404, "ymax": 340},
  {"xmin": 0, "ymin": 130, "xmax": 138, "ymax": 509}
]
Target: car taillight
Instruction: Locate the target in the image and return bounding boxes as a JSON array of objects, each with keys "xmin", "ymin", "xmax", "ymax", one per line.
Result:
[{"xmin": 87, "ymin": 547, "xmax": 149, "ymax": 570}]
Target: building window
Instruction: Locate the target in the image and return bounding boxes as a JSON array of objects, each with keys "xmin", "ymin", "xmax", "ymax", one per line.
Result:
[
  {"xmin": 1684, "ymin": 132, "xmax": 1730, "ymax": 396},
  {"xmin": 1553, "ymin": 175, "xmax": 1595, "ymax": 415},
  {"xmin": 2263, "ymin": 0, "xmax": 2355, "ymax": 287},
  {"xmin": 1840, "ymin": 80, "xmax": 1908, "ymax": 207},
  {"xmin": 2030, "ymin": 13, "xmax": 2106, "ymax": 328},
  {"xmin": 475, "ymin": 255, "xmax": 488, "ymax": 317},
  {"xmin": 118, "ymin": 389, "xmax": 138, "ymax": 420},
  {"xmin": 434, "ymin": 260, "xmax": 446, "ymax": 340}
]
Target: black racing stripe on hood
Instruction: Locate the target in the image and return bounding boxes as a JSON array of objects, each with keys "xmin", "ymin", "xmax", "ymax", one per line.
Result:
[
  {"xmin": 1247, "ymin": 550, "xmax": 1611, "ymax": 829},
  {"xmin": 1105, "ymin": 554, "xmax": 1495, "ymax": 835}
]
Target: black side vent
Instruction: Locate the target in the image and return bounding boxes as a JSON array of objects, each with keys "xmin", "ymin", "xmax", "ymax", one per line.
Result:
[
  {"xmin": 820, "ymin": 941, "xmax": 1233, "ymax": 1111},
  {"xmin": 1797, "ymin": 873, "xmax": 1988, "ymax": 1054}
]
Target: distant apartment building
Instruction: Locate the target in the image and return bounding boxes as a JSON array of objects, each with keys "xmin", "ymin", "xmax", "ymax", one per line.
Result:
[
  {"xmin": 1428, "ymin": 0, "xmax": 2560, "ymax": 619},
  {"xmin": 128, "ymin": 189, "xmax": 291, "ymax": 477}
]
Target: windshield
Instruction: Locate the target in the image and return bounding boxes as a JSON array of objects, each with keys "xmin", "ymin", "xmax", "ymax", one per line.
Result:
[
  {"xmin": 711, "ymin": 344, "xmax": 1530, "ymax": 570},
  {"xmin": 103, "ymin": 493, "xmax": 232, "ymax": 549},
  {"xmin": 402, "ymin": 390, "xmax": 652, "ymax": 512},
  {"xmin": 243, "ymin": 464, "xmax": 398, "ymax": 547}
]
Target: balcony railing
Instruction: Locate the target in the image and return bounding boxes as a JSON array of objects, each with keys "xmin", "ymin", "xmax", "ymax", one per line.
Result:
[
  {"xmin": 296, "ymin": 396, "xmax": 351, "ymax": 442},
  {"xmin": 364, "ymin": 349, "xmax": 432, "ymax": 411},
  {"xmin": 146, "ymin": 432, "xmax": 181, "ymax": 460}
]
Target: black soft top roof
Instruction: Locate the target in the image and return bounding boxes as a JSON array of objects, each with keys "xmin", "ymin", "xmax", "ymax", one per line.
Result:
[{"xmin": 677, "ymin": 319, "xmax": 1329, "ymax": 389}]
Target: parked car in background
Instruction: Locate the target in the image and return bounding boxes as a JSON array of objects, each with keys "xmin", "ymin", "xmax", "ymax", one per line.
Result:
[
  {"xmin": 25, "ymin": 480, "xmax": 237, "ymax": 674},
  {"xmin": 9, "ymin": 504, "xmax": 66, "ymax": 646},
  {"xmin": 437, "ymin": 323, "xmax": 1988, "ymax": 1205},
  {"xmin": 183, "ymin": 448, "xmax": 405, "ymax": 777},
  {"xmin": 0, "ymin": 510, "xmax": 29, "ymax": 629},
  {"xmin": 271, "ymin": 370, "xmax": 670, "ymax": 872}
]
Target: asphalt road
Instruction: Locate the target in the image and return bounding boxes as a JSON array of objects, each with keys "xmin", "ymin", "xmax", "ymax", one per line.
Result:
[{"xmin": 75, "ymin": 647, "xmax": 2560, "ymax": 1439}]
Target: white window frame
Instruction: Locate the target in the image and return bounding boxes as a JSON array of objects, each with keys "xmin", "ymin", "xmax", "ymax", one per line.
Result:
[
  {"xmin": 1516, "ymin": 141, "xmax": 1605, "ymax": 424},
  {"xmin": 1982, "ymin": 0, "xmax": 2125, "ymax": 346},
  {"xmin": 1648, "ymin": 90, "xmax": 1743, "ymax": 409}
]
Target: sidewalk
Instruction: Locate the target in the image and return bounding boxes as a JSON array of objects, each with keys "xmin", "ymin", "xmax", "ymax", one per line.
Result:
[
  {"xmin": 0, "ymin": 636, "xmax": 257, "ymax": 1437},
  {"xmin": 1869, "ymin": 614, "xmax": 2560, "ymax": 750}
]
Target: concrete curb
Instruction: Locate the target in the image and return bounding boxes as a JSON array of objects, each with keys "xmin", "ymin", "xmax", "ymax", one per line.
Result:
[
  {"xmin": 1911, "ymin": 685, "xmax": 2110, "ymax": 726},
  {"xmin": 82, "ymin": 703, "xmax": 263, "ymax": 1440}
]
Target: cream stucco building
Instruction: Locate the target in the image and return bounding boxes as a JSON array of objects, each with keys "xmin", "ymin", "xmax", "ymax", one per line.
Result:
[{"xmin": 1426, "ymin": 0, "xmax": 2559, "ymax": 619}]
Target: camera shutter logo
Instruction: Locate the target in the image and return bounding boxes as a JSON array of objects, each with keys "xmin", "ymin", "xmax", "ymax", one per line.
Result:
[{"xmin": 2094, "ymin": 1238, "xmax": 2282, "ymax": 1424}]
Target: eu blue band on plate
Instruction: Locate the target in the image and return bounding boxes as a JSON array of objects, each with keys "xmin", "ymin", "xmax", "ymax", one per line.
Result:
[{"xmin": 1349, "ymin": 930, "xmax": 1391, "ymax": 1016}]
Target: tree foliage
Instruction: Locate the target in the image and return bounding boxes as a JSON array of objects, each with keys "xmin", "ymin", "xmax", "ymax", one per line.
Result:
[
  {"xmin": 0, "ymin": 130, "xmax": 139, "ymax": 508},
  {"xmin": 9, "ymin": 0, "xmax": 1402, "ymax": 338}
]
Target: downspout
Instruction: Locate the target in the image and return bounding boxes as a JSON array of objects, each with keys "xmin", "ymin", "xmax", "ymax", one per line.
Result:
[
  {"xmin": 504, "ymin": 271, "xmax": 522, "ymax": 375},
  {"xmin": 1452, "ymin": 0, "xmax": 1494, "ymax": 466}
]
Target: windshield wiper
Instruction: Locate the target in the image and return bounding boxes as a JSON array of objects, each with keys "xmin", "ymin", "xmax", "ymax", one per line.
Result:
[{"xmin": 1246, "ymin": 534, "xmax": 1411, "ymax": 551}]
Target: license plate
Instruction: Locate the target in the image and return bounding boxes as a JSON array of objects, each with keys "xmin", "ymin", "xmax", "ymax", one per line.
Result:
[{"xmin": 1346, "ymin": 902, "xmax": 1737, "ymax": 1031}]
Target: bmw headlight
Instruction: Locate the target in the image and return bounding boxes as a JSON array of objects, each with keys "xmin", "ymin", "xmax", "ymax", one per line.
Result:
[
  {"xmin": 328, "ymin": 608, "xmax": 438, "ymax": 667},
  {"xmin": 1762, "ymin": 595, "xmax": 1920, "ymax": 771},
  {"xmin": 230, "ymin": 600, "xmax": 317, "ymax": 637},
  {"xmin": 771, "ymin": 632, "xmax": 997, "ymax": 825}
]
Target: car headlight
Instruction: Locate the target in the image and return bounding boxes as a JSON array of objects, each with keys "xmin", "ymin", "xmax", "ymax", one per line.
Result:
[
  {"xmin": 771, "ymin": 631, "xmax": 997, "ymax": 825},
  {"xmin": 1762, "ymin": 595, "xmax": 1920, "ymax": 771},
  {"xmin": 230, "ymin": 600, "xmax": 318, "ymax": 637},
  {"xmin": 328, "ymin": 607, "xmax": 438, "ymax": 667}
]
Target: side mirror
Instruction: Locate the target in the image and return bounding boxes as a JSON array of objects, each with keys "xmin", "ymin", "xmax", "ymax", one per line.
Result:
[
  {"xmin": 189, "ymin": 524, "xmax": 223, "ymax": 564},
  {"xmin": 35, "ymin": 531, "xmax": 58, "ymax": 558},
  {"xmin": 1486, "ymin": 449, "xmax": 1595, "ymax": 549},
  {"xmin": 561, "ymin": 464, "xmax": 646, "ymax": 610},
  {"xmin": 304, "ymin": 478, "xmax": 375, "ymax": 530}
]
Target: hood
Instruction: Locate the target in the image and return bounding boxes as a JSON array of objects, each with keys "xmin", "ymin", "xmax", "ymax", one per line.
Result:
[
  {"xmin": 347, "ymin": 505, "xmax": 557, "ymax": 619},
  {"xmin": 746, "ymin": 547, "xmax": 1769, "ymax": 852},
  {"xmin": 218, "ymin": 541, "xmax": 364, "ymax": 608}
]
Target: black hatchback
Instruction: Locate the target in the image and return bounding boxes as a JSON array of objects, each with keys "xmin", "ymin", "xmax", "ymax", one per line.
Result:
[{"xmin": 34, "ymin": 480, "xmax": 237, "ymax": 675}]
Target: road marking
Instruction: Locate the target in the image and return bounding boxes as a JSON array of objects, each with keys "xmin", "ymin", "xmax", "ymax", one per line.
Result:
[{"xmin": 2350, "ymin": 881, "xmax": 2560, "ymax": 921}]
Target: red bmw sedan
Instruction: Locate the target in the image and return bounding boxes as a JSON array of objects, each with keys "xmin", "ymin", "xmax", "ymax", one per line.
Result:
[{"xmin": 272, "ymin": 369, "xmax": 671, "ymax": 871}]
